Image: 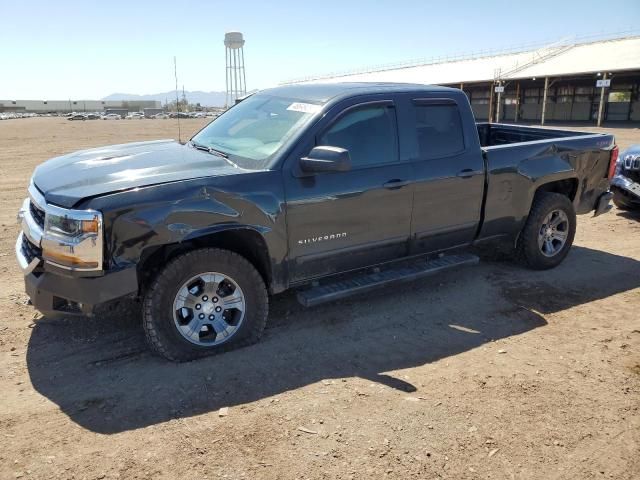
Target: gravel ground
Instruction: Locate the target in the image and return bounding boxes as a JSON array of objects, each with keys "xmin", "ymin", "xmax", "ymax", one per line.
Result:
[{"xmin": 0, "ymin": 118, "xmax": 639, "ymax": 480}]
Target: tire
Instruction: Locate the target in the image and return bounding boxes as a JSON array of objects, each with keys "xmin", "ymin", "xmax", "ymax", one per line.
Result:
[
  {"xmin": 143, "ymin": 248, "xmax": 268, "ymax": 362},
  {"xmin": 516, "ymin": 192, "xmax": 576, "ymax": 270},
  {"xmin": 613, "ymin": 193, "xmax": 638, "ymax": 211}
]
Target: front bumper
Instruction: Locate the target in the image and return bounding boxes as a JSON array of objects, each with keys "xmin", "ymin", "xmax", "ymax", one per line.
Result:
[
  {"xmin": 16, "ymin": 184, "xmax": 137, "ymax": 317},
  {"xmin": 23, "ymin": 266, "xmax": 138, "ymax": 317},
  {"xmin": 611, "ymin": 174, "xmax": 640, "ymax": 201}
]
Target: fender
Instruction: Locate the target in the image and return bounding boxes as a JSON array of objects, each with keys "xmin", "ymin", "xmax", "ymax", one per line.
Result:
[
  {"xmin": 519, "ymin": 141, "xmax": 612, "ymax": 217},
  {"xmin": 518, "ymin": 148, "xmax": 577, "ymax": 218},
  {"xmin": 479, "ymin": 138, "xmax": 610, "ymax": 241},
  {"xmin": 83, "ymin": 171, "xmax": 289, "ymax": 292}
]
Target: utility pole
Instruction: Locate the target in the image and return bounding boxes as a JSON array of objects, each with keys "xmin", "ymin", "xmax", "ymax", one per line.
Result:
[
  {"xmin": 515, "ymin": 82, "xmax": 520, "ymax": 122},
  {"xmin": 495, "ymin": 81, "xmax": 502, "ymax": 123},
  {"xmin": 597, "ymin": 72, "xmax": 608, "ymax": 127},
  {"xmin": 488, "ymin": 84, "xmax": 494, "ymax": 123},
  {"xmin": 541, "ymin": 77, "xmax": 549, "ymax": 125}
]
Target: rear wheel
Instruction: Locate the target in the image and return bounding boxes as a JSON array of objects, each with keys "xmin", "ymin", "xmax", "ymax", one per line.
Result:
[
  {"xmin": 516, "ymin": 192, "xmax": 576, "ymax": 270},
  {"xmin": 143, "ymin": 248, "xmax": 268, "ymax": 361}
]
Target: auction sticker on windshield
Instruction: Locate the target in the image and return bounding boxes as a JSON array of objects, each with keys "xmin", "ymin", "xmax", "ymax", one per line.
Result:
[{"xmin": 287, "ymin": 102, "xmax": 321, "ymax": 114}]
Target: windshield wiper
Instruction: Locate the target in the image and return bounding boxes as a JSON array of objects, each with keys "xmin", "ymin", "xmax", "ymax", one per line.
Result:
[
  {"xmin": 189, "ymin": 140, "xmax": 209, "ymax": 151},
  {"xmin": 208, "ymin": 147, "xmax": 229, "ymax": 159},
  {"xmin": 189, "ymin": 140, "xmax": 229, "ymax": 159}
]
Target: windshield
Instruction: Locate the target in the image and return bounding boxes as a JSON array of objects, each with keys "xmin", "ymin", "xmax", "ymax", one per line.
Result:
[{"xmin": 190, "ymin": 94, "xmax": 322, "ymax": 169}]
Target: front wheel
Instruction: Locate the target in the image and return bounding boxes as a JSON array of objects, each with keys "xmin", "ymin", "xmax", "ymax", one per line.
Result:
[
  {"xmin": 143, "ymin": 248, "xmax": 269, "ymax": 361},
  {"xmin": 516, "ymin": 192, "xmax": 576, "ymax": 270}
]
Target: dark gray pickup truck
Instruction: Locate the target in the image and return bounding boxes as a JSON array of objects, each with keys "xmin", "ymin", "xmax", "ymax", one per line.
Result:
[{"xmin": 16, "ymin": 83, "xmax": 617, "ymax": 361}]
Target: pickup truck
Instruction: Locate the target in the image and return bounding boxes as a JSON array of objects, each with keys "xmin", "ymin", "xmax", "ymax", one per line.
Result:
[{"xmin": 16, "ymin": 83, "xmax": 617, "ymax": 361}]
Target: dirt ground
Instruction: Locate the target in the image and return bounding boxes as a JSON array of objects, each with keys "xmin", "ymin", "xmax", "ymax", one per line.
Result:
[{"xmin": 0, "ymin": 118, "xmax": 639, "ymax": 480}]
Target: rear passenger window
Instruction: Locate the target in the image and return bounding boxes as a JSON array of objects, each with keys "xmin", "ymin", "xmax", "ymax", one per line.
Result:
[
  {"xmin": 318, "ymin": 105, "xmax": 397, "ymax": 168},
  {"xmin": 414, "ymin": 104, "xmax": 465, "ymax": 158}
]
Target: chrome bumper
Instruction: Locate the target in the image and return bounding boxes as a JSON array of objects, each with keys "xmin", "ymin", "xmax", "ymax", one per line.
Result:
[
  {"xmin": 16, "ymin": 191, "xmax": 44, "ymax": 275},
  {"xmin": 593, "ymin": 191, "xmax": 613, "ymax": 217},
  {"xmin": 16, "ymin": 232, "xmax": 40, "ymax": 275},
  {"xmin": 612, "ymin": 175, "xmax": 640, "ymax": 199}
]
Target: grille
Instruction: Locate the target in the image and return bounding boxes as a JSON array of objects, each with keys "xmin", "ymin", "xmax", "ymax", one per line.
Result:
[
  {"xmin": 623, "ymin": 155, "xmax": 640, "ymax": 170},
  {"xmin": 29, "ymin": 200, "xmax": 45, "ymax": 229},
  {"xmin": 21, "ymin": 234, "xmax": 42, "ymax": 263}
]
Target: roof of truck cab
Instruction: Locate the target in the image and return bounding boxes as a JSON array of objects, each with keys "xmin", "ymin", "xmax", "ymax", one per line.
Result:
[{"xmin": 261, "ymin": 82, "xmax": 458, "ymax": 103}]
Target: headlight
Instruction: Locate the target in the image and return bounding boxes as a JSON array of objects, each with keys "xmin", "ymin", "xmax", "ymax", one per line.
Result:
[
  {"xmin": 46, "ymin": 214, "xmax": 99, "ymax": 237},
  {"xmin": 42, "ymin": 209, "xmax": 103, "ymax": 270}
]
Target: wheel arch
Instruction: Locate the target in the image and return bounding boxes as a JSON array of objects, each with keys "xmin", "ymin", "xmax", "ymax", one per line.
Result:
[
  {"xmin": 532, "ymin": 177, "xmax": 579, "ymax": 203},
  {"xmin": 137, "ymin": 226, "xmax": 273, "ymax": 294}
]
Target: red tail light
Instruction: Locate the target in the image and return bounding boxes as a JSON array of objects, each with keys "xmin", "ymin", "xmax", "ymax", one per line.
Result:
[{"xmin": 608, "ymin": 145, "xmax": 619, "ymax": 179}]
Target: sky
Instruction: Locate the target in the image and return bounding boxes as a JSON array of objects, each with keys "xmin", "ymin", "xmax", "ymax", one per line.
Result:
[{"xmin": 1, "ymin": 0, "xmax": 639, "ymax": 100}]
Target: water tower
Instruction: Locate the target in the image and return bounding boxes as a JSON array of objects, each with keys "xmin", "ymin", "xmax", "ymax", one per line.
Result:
[{"xmin": 224, "ymin": 32, "xmax": 247, "ymax": 107}]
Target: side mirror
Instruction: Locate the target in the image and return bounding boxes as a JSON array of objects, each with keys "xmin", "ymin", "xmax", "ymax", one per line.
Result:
[{"xmin": 300, "ymin": 146, "xmax": 351, "ymax": 174}]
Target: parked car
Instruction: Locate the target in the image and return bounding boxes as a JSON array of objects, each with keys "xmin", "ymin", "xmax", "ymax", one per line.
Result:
[
  {"xmin": 16, "ymin": 83, "xmax": 616, "ymax": 361},
  {"xmin": 67, "ymin": 114, "xmax": 86, "ymax": 121},
  {"xmin": 153, "ymin": 113, "xmax": 170, "ymax": 119},
  {"xmin": 125, "ymin": 112, "xmax": 145, "ymax": 120},
  {"xmin": 101, "ymin": 113, "xmax": 121, "ymax": 120},
  {"xmin": 611, "ymin": 145, "xmax": 640, "ymax": 212}
]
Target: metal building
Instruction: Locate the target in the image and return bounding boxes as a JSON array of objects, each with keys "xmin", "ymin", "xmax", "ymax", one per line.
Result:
[
  {"xmin": 0, "ymin": 99, "xmax": 161, "ymax": 114},
  {"xmin": 283, "ymin": 33, "xmax": 640, "ymax": 125},
  {"xmin": 224, "ymin": 31, "xmax": 247, "ymax": 107}
]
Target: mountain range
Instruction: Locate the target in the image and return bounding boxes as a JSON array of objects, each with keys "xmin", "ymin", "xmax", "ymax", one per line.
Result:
[{"xmin": 102, "ymin": 90, "xmax": 228, "ymax": 107}]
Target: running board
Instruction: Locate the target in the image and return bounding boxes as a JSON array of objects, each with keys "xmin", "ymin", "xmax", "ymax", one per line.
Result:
[{"xmin": 296, "ymin": 253, "xmax": 479, "ymax": 307}]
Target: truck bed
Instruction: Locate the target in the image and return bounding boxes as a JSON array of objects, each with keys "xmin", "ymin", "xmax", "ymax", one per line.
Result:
[
  {"xmin": 476, "ymin": 122, "xmax": 602, "ymax": 148},
  {"xmin": 476, "ymin": 122, "xmax": 614, "ymax": 241}
]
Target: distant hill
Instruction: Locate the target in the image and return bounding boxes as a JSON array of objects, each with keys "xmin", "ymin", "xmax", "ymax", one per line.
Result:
[{"xmin": 102, "ymin": 90, "xmax": 227, "ymax": 107}]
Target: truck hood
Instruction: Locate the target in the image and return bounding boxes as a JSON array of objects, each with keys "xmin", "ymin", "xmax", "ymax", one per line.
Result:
[{"xmin": 32, "ymin": 139, "xmax": 247, "ymax": 208}]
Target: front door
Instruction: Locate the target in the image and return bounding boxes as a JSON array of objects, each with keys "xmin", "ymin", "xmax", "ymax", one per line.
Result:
[{"xmin": 284, "ymin": 98, "xmax": 413, "ymax": 283}]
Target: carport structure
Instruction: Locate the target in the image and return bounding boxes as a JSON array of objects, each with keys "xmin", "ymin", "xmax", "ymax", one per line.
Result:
[{"xmin": 284, "ymin": 33, "xmax": 640, "ymax": 126}]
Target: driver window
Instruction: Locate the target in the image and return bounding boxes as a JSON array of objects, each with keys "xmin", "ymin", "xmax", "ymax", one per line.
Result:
[{"xmin": 317, "ymin": 105, "xmax": 398, "ymax": 168}]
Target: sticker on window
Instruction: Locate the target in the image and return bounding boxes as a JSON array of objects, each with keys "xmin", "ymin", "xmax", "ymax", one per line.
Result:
[{"xmin": 287, "ymin": 102, "xmax": 321, "ymax": 114}]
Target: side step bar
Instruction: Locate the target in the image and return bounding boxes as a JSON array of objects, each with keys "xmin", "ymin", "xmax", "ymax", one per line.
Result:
[{"xmin": 296, "ymin": 253, "xmax": 479, "ymax": 307}]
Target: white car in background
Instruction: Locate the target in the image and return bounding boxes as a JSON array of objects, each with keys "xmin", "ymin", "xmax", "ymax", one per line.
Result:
[
  {"xmin": 125, "ymin": 112, "xmax": 144, "ymax": 120},
  {"xmin": 101, "ymin": 113, "xmax": 121, "ymax": 120},
  {"xmin": 153, "ymin": 113, "xmax": 170, "ymax": 119}
]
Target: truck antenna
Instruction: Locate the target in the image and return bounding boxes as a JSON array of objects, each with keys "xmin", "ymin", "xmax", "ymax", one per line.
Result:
[{"xmin": 174, "ymin": 56, "xmax": 182, "ymax": 143}]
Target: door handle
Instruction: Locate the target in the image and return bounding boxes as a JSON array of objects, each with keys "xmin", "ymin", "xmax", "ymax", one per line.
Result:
[
  {"xmin": 383, "ymin": 179, "xmax": 410, "ymax": 189},
  {"xmin": 457, "ymin": 169, "xmax": 478, "ymax": 179}
]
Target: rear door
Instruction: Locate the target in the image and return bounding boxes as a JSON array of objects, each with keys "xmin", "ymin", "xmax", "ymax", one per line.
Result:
[
  {"xmin": 402, "ymin": 95, "xmax": 485, "ymax": 253},
  {"xmin": 283, "ymin": 95, "xmax": 413, "ymax": 282}
]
